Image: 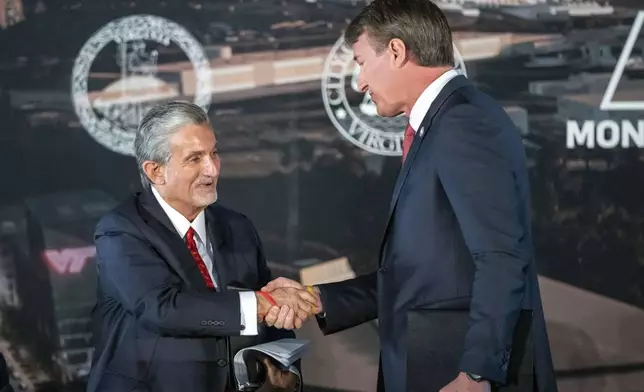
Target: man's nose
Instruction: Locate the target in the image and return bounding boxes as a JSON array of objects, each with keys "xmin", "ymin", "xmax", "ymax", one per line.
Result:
[
  {"xmin": 357, "ymin": 74, "xmax": 368, "ymax": 93},
  {"xmin": 202, "ymin": 155, "xmax": 219, "ymax": 176}
]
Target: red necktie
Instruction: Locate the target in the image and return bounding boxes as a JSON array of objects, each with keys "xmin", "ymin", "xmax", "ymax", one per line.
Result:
[
  {"xmin": 402, "ymin": 123, "xmax": 415, "ymax": 163},
  {"xmin": 185, "ymin": 227, "xmax": 216, "ymax": 289}
]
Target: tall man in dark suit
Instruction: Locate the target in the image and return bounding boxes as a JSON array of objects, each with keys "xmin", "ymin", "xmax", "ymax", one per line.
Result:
[
  {"xmin": 262, "ymin": 1, "xmax": 557, "ymax": 391},
  {"xmin": 87, "ymin": 101, "xmax": 317, "ymax": 392}
]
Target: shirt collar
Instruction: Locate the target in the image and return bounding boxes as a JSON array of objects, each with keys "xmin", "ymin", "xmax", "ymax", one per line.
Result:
[
  {"xmin": 151, "ymin": 186, "xmax": 208, "ymax": 244},
  {"xmin": 408, "ymin": 69, "xmax": 459, "ymax": 132}
]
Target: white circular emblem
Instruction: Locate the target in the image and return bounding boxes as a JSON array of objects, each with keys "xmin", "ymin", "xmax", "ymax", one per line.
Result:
[
  {"xmin": 322, "ymin": 37, "xmax": 467, "ymax": 156},
  {"xmin": 71, "ymin": 15, "xmax": 212, "ymax": 156}
]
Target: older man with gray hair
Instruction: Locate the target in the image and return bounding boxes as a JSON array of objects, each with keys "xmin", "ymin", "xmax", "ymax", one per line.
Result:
[{"xmin": 87, "ymin": 101, "xmax": 317, "ymax": 392}]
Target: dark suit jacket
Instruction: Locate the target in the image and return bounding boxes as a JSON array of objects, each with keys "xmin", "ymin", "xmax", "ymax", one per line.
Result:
[
  {"xmin": 87, "ymin": 190, "xmax": 293, "ymax": 392},
  {"xmin": 316, "ymin": 75, "xmax": 557, "ymax": 391}
]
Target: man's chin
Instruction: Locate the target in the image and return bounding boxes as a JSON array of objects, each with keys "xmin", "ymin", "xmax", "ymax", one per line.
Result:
[
  {"xmin": 194, "ymin": 191, "xmax": 217, "ymax": 207},
  {"xmin": 375, "ymin": 105, "xmax": 399, "ymax": 118}
]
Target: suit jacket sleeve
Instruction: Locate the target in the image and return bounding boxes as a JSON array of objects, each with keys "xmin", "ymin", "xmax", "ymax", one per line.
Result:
[
  {"xmin": 315, "ymin": 272, "xmax": 377, "ymax": 335},
  {"xmin": 95, "ymin": 212, "xmax": 243, "ymax": 337},
  {"xmin": 435, "ymin": 103, "xmax": 530, "ymax": 384}
]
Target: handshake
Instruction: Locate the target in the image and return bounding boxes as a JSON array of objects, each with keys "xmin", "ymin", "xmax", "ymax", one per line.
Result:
[{"xmin": 254, "ymin": 278, "xmax": 323, "ymax": 330}]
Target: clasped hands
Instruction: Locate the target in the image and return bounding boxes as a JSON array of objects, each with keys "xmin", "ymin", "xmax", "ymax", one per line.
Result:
[{"xmin": 255, "ymin": 278, "xmax": 322, "ymax": 330}]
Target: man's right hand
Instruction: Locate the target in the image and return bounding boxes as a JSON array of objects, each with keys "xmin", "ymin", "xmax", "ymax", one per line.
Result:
[
  {"xmin": 256, "ymin": 286, "xmax": 318, "ymax": 329},
  {"xmin": 260, "ymin": 278, "xmax": 324, "ymax": 329}
]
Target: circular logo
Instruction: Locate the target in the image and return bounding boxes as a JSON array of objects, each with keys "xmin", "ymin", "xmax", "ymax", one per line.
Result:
[
  {"xmin": 71, "ymin": 15, "xmax": 212, "ymax": 156},
  {"xmin": 322, "ymin": 37, "xmax": 467, "ymax": 156}
]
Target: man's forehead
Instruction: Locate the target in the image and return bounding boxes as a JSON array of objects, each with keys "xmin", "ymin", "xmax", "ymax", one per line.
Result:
[
  {"xmin": 352, "ymin": 33, "xmax": 373, "ymax": 57},
  {"xmin": 352, "ymin": 44, "xmax": 364, "ymax": 61}
]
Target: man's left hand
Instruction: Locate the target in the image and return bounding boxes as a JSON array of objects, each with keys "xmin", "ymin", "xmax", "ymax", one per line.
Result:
[
  {"xmin": 440, "ymin": 372, "xmax": 491, "ymax": 392},
  {"xmin": 256, "ymin": 357, "xmax": 297, "ymax": 392}
]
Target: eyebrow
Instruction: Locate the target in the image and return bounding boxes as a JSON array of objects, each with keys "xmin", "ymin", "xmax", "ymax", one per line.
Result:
[
  {"xmin": 184, "ymin": 150, "xmax": 203, "ymax": 161},
  {"xmin": 186, "ymin": 144, "xmax": 218, "ymax": 159}
]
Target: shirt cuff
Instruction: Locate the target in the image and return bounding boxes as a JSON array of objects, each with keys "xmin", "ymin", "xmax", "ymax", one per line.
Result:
[{"xmin": 239, "ymin": 291, "xmax": 258, "ymax": 336}]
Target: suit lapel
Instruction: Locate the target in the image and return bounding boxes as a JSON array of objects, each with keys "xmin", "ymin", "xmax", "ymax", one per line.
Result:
[
  {"xmin": 137, "ymin": 190, "xmax": 211, "ymax": 292},
  {"xmin": 205, "ymin": 207, "xmax": 229, "ymax": 292},
  {"xmin": 379, "ymin": 75, "xmax": 470, "ymax": 265},
  {"xmin": 389, "ymin": 75, "xmax": 469, "ymax": 212}
]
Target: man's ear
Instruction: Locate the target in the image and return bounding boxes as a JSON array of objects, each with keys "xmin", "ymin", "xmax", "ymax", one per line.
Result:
[
  {"xmin": 142, "ymin": 161, "xmax": 165, "ymax": 185},
  {"xmin": 387, "ymin": 38, "xmax": 410, "ymax": 68}
]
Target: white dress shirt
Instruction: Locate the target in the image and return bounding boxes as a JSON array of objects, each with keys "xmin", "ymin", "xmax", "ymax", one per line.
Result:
[
  {"xmin": 151, "ymin": 187, "xmax": 258, "ymax": 336},
  {"xmin": 408, "ymin": 69, "xmax": 459, "ymax": 132}
]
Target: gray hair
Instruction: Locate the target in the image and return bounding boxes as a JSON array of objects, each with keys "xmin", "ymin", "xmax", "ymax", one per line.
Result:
[{"xmin": 134, "ymin": 101, "xmax": 210, "ymax": 189}]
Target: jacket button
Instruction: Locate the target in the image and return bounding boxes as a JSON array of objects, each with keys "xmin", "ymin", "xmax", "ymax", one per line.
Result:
[
  {"xmin": 378, "ymin": 267, "xmax": 387, "ymax": 273},
  {"xmin": 216, "ymin": 359, "xmax": 228, "ymax": 367}
]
